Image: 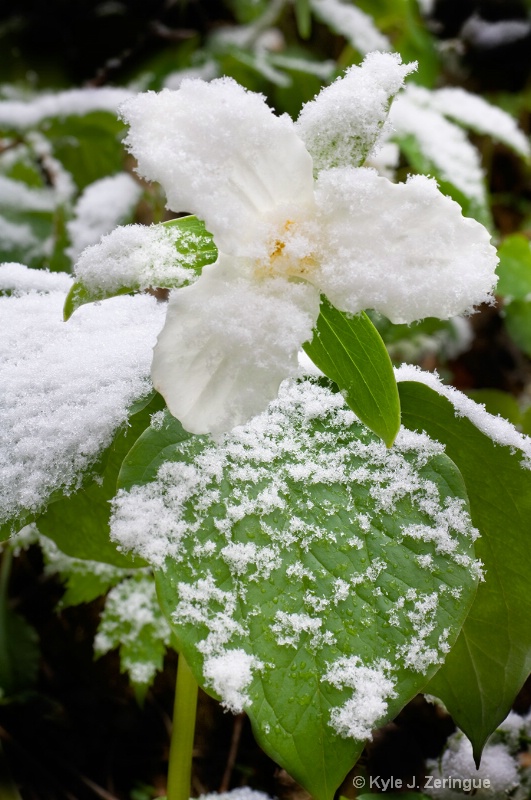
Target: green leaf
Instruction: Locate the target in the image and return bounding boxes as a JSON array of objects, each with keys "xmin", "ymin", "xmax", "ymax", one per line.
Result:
[
  {"xmin": 295, "ymin": 0, "xmax": 312, "ymax": 39},
  {"xmin": 367, "ymin": 312, "xmax": 464, "ymax": 365},
  {"xmin": 94, "ymin": 574, "xmax": 171, "ymax": 704},
  {"xmin": 398, "ymin": 380, "xmax": 531, "ymax": 760},
  {"xmin": 41, "ymin": 112, "xmax": 126, "ymax": 191},
  {"xmin": 63, "ymin": 215, "xmax": 217, "ymax": 320},
  {"xmin": 116, "ymin": 379, "xmax": 479, "ymax": 800},
  {"xmin": 63, "ymin": 281, "xmax": 133, "ymax": 321},
  {"xmin": 36, "ymin": 392, "xmax": 164, "ymax": 567},
  {"xmin": 504, "ymin": 299, "xmax": 531, "ymax": 358},
  {"xmin": 162, "ymin": 215, "xmax": 217, "ymax": 266},
  {"xmin": 38, "ymin": 534, "xmax": 129, "ymax": 608},
  {"xmin": 304, "ymin": 299, "xmax": 401, "ymax": 447},
  {"xmin": 496, "ymin": 234, "xmax": 531, "ymax": 300}
]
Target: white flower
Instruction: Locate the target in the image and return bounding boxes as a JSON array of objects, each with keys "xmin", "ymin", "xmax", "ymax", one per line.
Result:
[{"xmin": 119, "ymin": 52, "xmax": 498, "ymax": 435}]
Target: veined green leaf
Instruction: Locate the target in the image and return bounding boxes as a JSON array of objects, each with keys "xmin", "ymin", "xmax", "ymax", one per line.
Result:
[
  {"xmin": 114, "ymin": 378, "xmax": 479, "ymax": 800},
  {"xmin": 304, "ymin": 299, "xmax": 401, "ymax": 447},
  {"xmin": 398, "ymin": 380, "xmax": 531, "ymax": 760}
]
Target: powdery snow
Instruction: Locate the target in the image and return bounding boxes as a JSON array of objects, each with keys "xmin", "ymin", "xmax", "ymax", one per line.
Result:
[
  {"xmin": 296, "ymin": 52, "xmax": 415, "ymax": 172},
  {"xmin": 111, "ymin": 377, "xmax": 479, "ymax": 728},
  {"xmin": 74, "ymin": 223, "xmax": 207, "ymax": 296},
  {"xmin": 0, "ymin": 262, "xmax": 73, "ymax": 295},
  {"xmin": 428, "ymin": 87, "xmax": 530, "ymax": 158},
  {"xmin": 395, "ymin": 364, "xmax": 531, "ymax": 468},
  {"xmin": 94, "ymin": 575, "xmax": 171, "ymax": 689},
  {"xmin": 67, "ymin": 174, "xmax": 143, "ymax": 261},
  {"xmin": 323, "ymin": 657, "xmax": 396, "ymax": 739},
  {"xmin": 0, "ymin": 87, "xmax": 132, "ymax": 130},
  {"xmin": 390, "ymin": 85, "xmax": 487, "ymax": 204},
  {"xmin": 0, "ymin": 287, "xmax": 164, "ymax": 528},
  {"xmin": 425, "ymin": 733, "xmax": 519, "ymax": 799},
  {"xmin": 203, "ymin": 649, "xmax": 262, "ymax": 713},
  {"xmin": 0, "ymin": 174, "xmax": 58, "ymax": 212}
]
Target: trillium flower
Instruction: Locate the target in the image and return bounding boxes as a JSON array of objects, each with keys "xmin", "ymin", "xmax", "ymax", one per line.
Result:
[{"xmin": 120, "ymin": 52, "xmax": 498, "ymax": 435}]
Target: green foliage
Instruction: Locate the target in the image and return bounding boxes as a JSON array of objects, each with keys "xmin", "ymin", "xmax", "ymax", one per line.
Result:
[
  {"xmin": 94, "ymin": 574, "xmax": 171, "ymax": 703},
  {"xmin": 495, "ymin": 234, "xmax": 531, "ymax": 357},
  {"xmin": 119, "ymin": 380, "xmax": 479, "ymax": 800},
  {"xmin": 40, "ymin": 112, "xmax": 126, "ymax": 191},
  {"xmin": 496, "ymin": 234, "xmax": 531, "ymax": 299},
  {"xmin": 399, "ymin": 381, "xmax": 531, "ymax": 760},
  {"xmin": 304, "ymin": 299, "xmax": 401, "ymax": 447},
  {"xmin": 504, "ymin": 301, "xmax": 531, "ymax": 358},
  {"xmin": 2, "ymin": 2, "xmax": 531, "ymax": 795},
  {"xmin": 39, "ymin": 534, "xmax": 129, "ymax": 608},
  {"xmin": 294, "ymin": 0, "xmax": 312, "ymax": 40},
  {"xmin": 355, "ymin": 0, "xmax": 439, "ymax": 87}
]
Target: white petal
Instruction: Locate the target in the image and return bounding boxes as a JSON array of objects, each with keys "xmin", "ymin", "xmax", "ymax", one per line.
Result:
[
  {"xmin": 120, "ymin": 79, "xmax": 315, "ymax": 259},
  {"xmin": 296, "ymin": 52, "xmax": 415, "ymax": 172},
  {"xmin": 151, "ymin": 257, "xmax": 320, "ymax": 434},
  {"xmin": 311, "ymin": 168, "xmax": 498, "ymax": 324}
]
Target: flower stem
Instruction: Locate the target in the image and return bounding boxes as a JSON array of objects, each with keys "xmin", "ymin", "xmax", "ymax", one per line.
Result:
[{"xmin": 166, "ymin": 652, "xmax": 198, "ymax": 800}]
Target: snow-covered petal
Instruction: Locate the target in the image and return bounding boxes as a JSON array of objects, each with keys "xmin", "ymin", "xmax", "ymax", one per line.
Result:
[
  {"xmin": 151, "ymin": 257, "xmax": 320, "ymax": 434},
  {"xmin": 120, "ymin": 79, "xmax": 315, "ymax": 259},
  {"xmin": 311, "ymin": 168, "xmax": 497, "ymax": 324},
  {"xmin": 296, "ymin": 52, "xmax": 415, "ymax": 172}
]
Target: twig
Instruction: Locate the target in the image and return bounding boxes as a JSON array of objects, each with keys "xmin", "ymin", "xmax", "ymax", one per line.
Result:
[{"xmin": 219, "ymin": 713, "xmax": 245, "ymax": 793}]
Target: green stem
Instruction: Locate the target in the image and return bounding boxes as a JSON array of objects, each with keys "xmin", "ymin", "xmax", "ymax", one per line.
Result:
[{"xmin": 166, "ymin": 653, "xmax": 199, "ymax": 800}]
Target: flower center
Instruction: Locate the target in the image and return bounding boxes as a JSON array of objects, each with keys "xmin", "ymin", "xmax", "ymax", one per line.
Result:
[{"xmin": 255, "ymin": 219, "xmax": 316, "ymax": 281}]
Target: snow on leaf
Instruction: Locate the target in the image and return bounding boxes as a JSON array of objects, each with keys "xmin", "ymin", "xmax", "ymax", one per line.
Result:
[
  {"xmin": 0, "ymin": 287, "xmax": 164, "ymax": 532},
  {"xmin": 112, "ymin": 377, "xmax": 480, "ymax": 800},
  {"xmin": 94, "ymin": 574, "xmax": 171, "ymax": 702}
]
